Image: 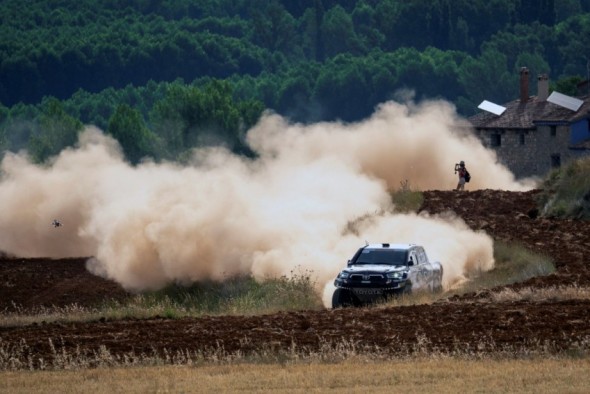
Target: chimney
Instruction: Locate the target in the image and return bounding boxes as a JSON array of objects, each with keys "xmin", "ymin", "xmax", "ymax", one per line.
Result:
[
  {"xmin": 520, "ymin": 67, "xmax": 529, "ymax": 103},
  {"xmin": 537, "ymin": 74, "xmax": 549, "ymax": 101}
]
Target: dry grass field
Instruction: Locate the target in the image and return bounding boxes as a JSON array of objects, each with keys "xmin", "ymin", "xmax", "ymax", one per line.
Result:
[{"xmin": 2, "ymin": 358, "xmax": 590, "ymax": 393}]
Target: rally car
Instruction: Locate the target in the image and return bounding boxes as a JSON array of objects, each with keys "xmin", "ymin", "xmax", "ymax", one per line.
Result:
[{"xmin": 332, "ymin": 243, "xmax": 443, "ymax": 307}]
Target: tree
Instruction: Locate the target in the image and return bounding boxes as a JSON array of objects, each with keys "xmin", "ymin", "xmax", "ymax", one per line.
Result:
[
  {"xmin": 351, "ymin": 1, "xmax": 384, "ymax": 49},
  {"xmin": 276, "ymin": 75, "xmax": 315, "ymax": 121},
  {"xmin": 555, "ymin": 0, "xmax": 582, "ymax": 22},
  {"xmin": 555, "ymin": 14, "xmax": 590, "ymax": 76},
  {"xmin": 150, "ymin": 80, "xmax": 263, "ymax": 159},
  {"xmin": 553, "ymin": 75, "xmax": 585, "ymax": 96},
  {"xmin": 482, "ymin": 23, "xmax": 553, "ymax": 75},
  {"xmin": 27, "ymin": 98, "xmax": 83, "ymax": 163},
  {"xmin": 251, "ymin": 1, "xmax": 299, "ymax": 57},
  {"xmin": 518, "ymin": 0, "xmax": 555, "ymax": 25},
  {"xmin": 107, "ymin": 104, "xmax": 155, "ymax": 164},
  {"xmin": 321, "ymin": 5, "xmax": 363, "ymax": 57},
  {"xmin": 0, "ymin": 103, "xmax": 8, "ymax": 153},
  {"xmin": 299, "ymin": 0, "xmax": 327, "ymax": 61},
  {"xmin": 458, "ymin": 49, "xmax": 515, "ymax": 106},
  {"xmin": 312, "ymin": 55, "xmax": 372, "ymax": 121}
]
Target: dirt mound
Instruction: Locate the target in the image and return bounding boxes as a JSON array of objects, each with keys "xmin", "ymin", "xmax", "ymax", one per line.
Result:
[
  {"xmin": 2, "ymin": 189, "xmax": 590, "ymax": 364},
  {"xmin": 0, "ymin": 257, "xmax": 129, "ymax": 312},
  {"xmin": 421, "ymin": 189, "xmax": 590, "ymax": 290}
]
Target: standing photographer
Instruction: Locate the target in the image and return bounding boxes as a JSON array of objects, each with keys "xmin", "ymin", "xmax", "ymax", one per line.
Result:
[{"xmin": 455, "ymin": 161, "xmax": 468, "ymax": 191}]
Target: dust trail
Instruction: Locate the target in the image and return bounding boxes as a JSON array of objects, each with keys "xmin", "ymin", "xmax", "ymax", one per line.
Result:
[{"xmin": 0, "ymin": 100, "xmax": 530, "ymax": 301}]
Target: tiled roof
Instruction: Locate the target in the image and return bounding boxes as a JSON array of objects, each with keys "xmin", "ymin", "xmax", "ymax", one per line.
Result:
[{"xmin": 469, "ymin": 95, "xmax": 590, "ymax": 129}]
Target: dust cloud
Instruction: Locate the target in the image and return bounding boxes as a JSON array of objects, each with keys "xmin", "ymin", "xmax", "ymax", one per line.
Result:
[{"xmin": 0, "ymin": 100, "xmax": 530, "ymax": 304}]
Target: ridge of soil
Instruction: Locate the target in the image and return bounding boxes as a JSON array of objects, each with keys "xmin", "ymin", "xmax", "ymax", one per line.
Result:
[{"xmin": 1, "ymin": 189, "xmax": 589, "ymax": 364}]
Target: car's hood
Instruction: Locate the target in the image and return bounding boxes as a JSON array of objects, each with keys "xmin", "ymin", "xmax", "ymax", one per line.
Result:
[{"xmin": 344, "ymin": 264, "xmax": 407, "ymax": 273}]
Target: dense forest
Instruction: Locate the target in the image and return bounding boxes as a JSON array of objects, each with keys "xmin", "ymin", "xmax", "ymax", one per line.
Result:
[{"xmin": 1, "ymin": 0, "xmax": 590, "ymax": 163}]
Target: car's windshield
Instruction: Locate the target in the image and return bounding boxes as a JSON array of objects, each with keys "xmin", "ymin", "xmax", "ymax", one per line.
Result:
[{"xmin": 351, "ymin": 249, "xmax": 408, "ymax": 266}]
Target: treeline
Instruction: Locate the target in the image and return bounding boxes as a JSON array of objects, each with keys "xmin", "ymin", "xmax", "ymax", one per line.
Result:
[
  {"xmin": 2, "ymin": 0, "xmax": 590, "ymax": 106},
  {"xmin": 0, "ymin": 80, "xmax": 264, "ymax": 163},
  {"xmin": 1, "ymin": 0, "xmax": 590, "ymax": 164}
]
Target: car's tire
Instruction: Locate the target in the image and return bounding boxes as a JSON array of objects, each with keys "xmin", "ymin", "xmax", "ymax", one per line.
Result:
[
  {"xmin": 332, "ymin": 288, "xmax": 355, "ymax": 308},
  {"xmin": 433, "ymin": 276, "xmax": 444, "ymax": 293},
  {"xmin": 434, "ymin": 267, "xmax": 444, "ymax": 293}
]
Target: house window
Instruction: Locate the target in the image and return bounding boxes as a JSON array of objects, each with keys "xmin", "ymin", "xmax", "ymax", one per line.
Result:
[
  {"xmin": 490, "ymin": 134, "xmax": 502, "ymax": 147},
  {"xmin": 551, "ymin": 154, "xmax": 561, "ymax": 168},
  {"xmin": 519, "ymin": 133, "xmax": 525, "ymax": 145},
  {"xmin": 550, "ymin": 126, "xmax": 557, "ymax": 137}
]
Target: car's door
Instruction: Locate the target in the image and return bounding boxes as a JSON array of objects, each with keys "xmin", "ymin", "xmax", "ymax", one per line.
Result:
[
  {"xmin": 408, "ymin": 247, "xmax": 433, "ymax": 291},
  {"xmin": 407, "ymin": 249, "xmax": 421, "ymax": 290},
  {"xmin": 416, "ymin": 247, "xmax": 434, "ymax": 289}
]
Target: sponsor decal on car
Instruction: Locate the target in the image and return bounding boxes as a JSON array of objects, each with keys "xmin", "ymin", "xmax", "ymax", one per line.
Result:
[{"xmin": 353, "ymin": 288, "xmax": 383, "ymax": 295}]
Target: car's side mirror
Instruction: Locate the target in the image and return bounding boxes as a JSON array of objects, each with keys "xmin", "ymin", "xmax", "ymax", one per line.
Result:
[
  {"xmin": 347, "ymin": 259, "xmax": 351, "ymax": 266},
  {"xmin": 408, "ymin": 258, "xmax": 414, "ymax": 266}
]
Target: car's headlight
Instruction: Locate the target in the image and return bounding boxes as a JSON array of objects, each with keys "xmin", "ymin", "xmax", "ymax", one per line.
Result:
[
  {"xmin": 338, "ymin": 272, "xmax": 350, "ymax": 279},
  {"xmin": 386, "ymin": 272, "xmax": 403, "ymax": 279}
]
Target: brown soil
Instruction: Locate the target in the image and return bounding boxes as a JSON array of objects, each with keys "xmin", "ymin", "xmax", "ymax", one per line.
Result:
[{"xmin": 2, "ymin": 189, "xmax": 590, "ymax": 364}]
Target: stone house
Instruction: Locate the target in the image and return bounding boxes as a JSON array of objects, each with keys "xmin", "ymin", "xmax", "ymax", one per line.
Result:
[{"xmin": 469, "ymin": 67, "xmax": 590, "ymax": 178}]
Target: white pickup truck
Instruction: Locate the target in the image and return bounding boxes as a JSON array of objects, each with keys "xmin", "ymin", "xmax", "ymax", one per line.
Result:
[{"xmin": 332, "ymin": 243, "xmax": 443, "ymax": 307}]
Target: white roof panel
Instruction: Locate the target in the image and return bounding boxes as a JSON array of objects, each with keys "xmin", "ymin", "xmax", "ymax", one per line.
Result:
[
  {"xmin": 478, "ymin": 100, "xmax": 506, "ymax": 116},
  {"xmin": 547, "ymin": 91, "xmax": 583, "ymax": 112}
]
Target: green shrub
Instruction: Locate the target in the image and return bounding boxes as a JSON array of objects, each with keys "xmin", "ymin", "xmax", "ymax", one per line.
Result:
[
  {"xmin": 135, "ymin": 271, "xmax": 322, "ymax": 317},
  {"xmin": 390, "ymin": 180, "xmax": 424, "ymax": 214},
  {"xmin": 1, "ymin": 273, "xmax": 323, "ymax": 327},
  {"xmin": 538, "ymin": 157, "xmax": 590, "ymax": 219},
  {"xmin": 453, "ymin": 241, "xmax": 555, "ymax": 294}
]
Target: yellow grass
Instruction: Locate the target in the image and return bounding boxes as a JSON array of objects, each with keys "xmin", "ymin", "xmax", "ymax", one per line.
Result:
[
  {"xmin": 490, "ymin": 286, "xmax": 590, "ymax": 303},
  {"xmin": 2, "ymin": 358, "xmax": 590, "ymax": 393}
]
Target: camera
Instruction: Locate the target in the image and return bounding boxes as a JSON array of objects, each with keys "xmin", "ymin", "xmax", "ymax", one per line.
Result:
[{"xmin": 454, "ymin": 163, "xmax": 460, "ymax": 173}]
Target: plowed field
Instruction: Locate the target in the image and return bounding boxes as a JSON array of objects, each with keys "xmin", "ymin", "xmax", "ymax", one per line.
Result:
[{"xmin": 2, "ymin": 190, "xmax": 590, "ymax": 364}]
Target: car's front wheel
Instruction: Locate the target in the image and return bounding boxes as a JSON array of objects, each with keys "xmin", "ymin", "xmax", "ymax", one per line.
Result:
[{"xmin": 332, "ymin": 288, "xmax": 356, "ymax": 308}]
